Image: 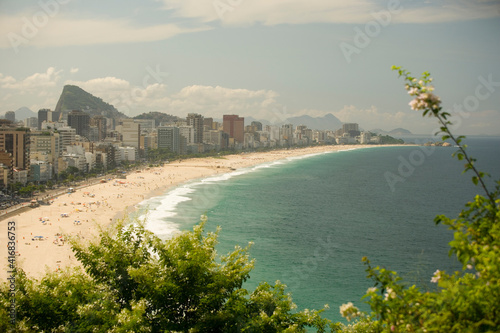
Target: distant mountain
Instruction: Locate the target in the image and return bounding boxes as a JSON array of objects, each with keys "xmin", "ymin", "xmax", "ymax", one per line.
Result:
[
  {"xmin": 14, "ymin": 107, "xmax": 37, "ymax": 120},
  {"xmin": 227, "ymin": 113, "xmax": 342, "ymax": 131},
  {"xmin": 370, "ymin": 128, "xmax": 413, "ymax": 136},
  {"xmin": 286, "ymin": 113, "xmax": 343, "ymax": 131},
  {"xmin": 133, "ymin": 111, "xmax": 182, "ymax": 126},
  {"xmin": 54, "ymin": 85, "xmax": 127, "ymax": 119},
  {"xmin": 389, "ymin": 128, "xmax": 412, "ymax": 136}
]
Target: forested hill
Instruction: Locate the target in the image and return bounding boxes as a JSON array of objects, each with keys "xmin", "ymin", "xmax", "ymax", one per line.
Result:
[
  {"xmin": 134, "ymin": 111, "xmax": 182, "ymax": 126},
  {"xmin": 54, "ymin": 85, "xmax": 127, "ymax": 119}
]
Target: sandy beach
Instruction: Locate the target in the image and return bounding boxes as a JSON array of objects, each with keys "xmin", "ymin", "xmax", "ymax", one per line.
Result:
[{"xmin": 1, "ymin": 145, "xmax": 386, "ymax": 281}]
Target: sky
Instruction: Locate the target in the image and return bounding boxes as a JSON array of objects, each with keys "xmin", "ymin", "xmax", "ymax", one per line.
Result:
[{"xmin": 0, "ymin": 0, "xmax": 499, "ymax": 135}]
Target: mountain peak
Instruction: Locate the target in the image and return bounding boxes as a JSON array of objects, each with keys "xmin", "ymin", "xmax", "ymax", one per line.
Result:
[
  {"xmin": 287, "ymin": 113, "xmax": 342, "ymax": 131},
  {"xmin": 54, "ymin": 85, "xmax": 127, "ymax": 119}
]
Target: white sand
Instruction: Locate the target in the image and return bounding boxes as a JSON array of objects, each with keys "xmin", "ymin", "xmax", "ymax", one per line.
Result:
[{"xmin": 0, "ymin": 145, "xmax": 389, "ymax": 280}]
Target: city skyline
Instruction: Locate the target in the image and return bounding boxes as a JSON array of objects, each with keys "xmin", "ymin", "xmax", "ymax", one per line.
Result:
[{"xmin": 0, "ymin": 0, "xmax": 499, "ymax": 135}]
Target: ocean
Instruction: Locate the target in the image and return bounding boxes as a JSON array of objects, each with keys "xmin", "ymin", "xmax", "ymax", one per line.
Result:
[{"xmin": 137, "ymin": 136, "xmax": 500, "ymax": 323}]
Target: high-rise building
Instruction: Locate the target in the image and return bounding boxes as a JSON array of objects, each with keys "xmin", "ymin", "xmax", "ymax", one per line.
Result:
[
  {"xmin": 67, "ymin": 110, "xmax": 90, "ymax": 138},
  {"xmin": 90, "ymin": 116, "xmax": 107, "ymax": 141},
  {"xmin": 251, "ymin": 121, "xmax": 263, "ymax": 131},
  {"xmin": 342, "ymin": 123, "xmax": 360, "ymax": 138},
  {"xmin": 38, "ymin": 109, "xmax": 50, "ymax": 130},
  {"xmin": 186, "ymin": 113, "xmax": 204, "ymax": 144},
  {"xmin": 30, "ymin": 131, "xmax": 60, "ymax": 177},
  {"xmin": 57, "ymin": 127, "xmax": 77, "ymax": 151},
  {"xmin": 51, "ymin": 111, "xmax": 62, "ymax": 122},
  {"xmin": 142, "ymin": 134, "xmax": 157, "ymax": 154},
  {"xmin": 178, "ymin": 125, "xmax": 194, "ymax": 154},
  {"xmin": 5, "ymin": 111, "xmax": 16, "ymax": 123},
  {"xmin": 134, "ymin": 119, "xmax": 156, "ymax": 133},
  {"xmin": 157, "ymin": 126, "xmax": 180, "ymax": 154},
  {"xmin": 223, "ymin": 115, "xmax": 244, "ymax": 143},
  {"xmin": 117, "ymin": 119, "xmax": 140, "ymax": 148},
  {"xmin": 0, "ymin": 126, "xmax": 30, "ymax": 172},
  {"xmin": 24, "ymin": 117, "xmax": 38, "ymax": 129},
  {"xmin": 281, "ymin": 124, "xmax": 294, "ymax": 141},
  {"xmin": 203, "ymin": 117, "xmax": 213, "ymax": 130}
]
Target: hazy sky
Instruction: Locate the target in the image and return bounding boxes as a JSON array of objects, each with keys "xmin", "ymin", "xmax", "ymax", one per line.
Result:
[{"xmin": 1, "ymin": 0, "xmax": 499, "ymax": 135}]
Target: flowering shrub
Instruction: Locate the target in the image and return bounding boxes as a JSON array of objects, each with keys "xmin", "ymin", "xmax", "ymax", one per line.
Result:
[{"xmin": 338, "ymin": 67, "xmax": 500, "ymax": 332}]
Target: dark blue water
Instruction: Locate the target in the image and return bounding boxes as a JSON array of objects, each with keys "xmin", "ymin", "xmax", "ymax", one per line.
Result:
[{"xmin": 141, "ymin": 137, "xmax": 500, "ymax": 323}]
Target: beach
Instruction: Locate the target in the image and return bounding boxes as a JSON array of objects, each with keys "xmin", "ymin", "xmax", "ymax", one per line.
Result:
[{"xmin": 1, "ymin": 145, "xmax": 384, "ymax": 281}]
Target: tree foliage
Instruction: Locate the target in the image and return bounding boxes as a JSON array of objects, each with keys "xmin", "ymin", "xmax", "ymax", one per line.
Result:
[
  {"xmin": 1, "ymin": 217, "xmax": 332, "ymax": 332},
  {"xmin": 377, "ymin": 135, "xmax": 404, "ymax": 145}
]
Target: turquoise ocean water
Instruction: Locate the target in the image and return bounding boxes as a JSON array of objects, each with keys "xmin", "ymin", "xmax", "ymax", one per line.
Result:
[{"xmin": 137, "ymin": 137, "xmax": 500, "ymax": 323}]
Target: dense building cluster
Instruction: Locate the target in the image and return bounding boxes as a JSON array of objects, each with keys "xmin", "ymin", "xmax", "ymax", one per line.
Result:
[{"xmin": 0, "ymin": 109, "xmax": 379, "ymax": 188}]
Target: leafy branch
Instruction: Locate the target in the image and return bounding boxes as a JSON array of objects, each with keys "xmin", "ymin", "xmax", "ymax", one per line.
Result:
[{"xmin": 392, "ymin": 66, "xmax": 496, "ymax": 207}]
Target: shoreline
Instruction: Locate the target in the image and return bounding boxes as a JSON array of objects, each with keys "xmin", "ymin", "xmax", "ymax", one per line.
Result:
[{"xmin": 0, "ymin": 144, "xmax": 407, "ymax": 281}]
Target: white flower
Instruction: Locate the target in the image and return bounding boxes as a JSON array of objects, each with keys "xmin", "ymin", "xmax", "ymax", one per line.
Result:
[
  {"xmin": 467, "ymin": 264, "xmax": 473, "ymax": 270},
  {"xmin": 384, "ymin": 287, "xmax": 396, "ymax": 300},
  {"xmin": 409, "ymin": 99, "xmax": 420, "ymax": 110},
  {"xmin": 339, "ymin": 302, "xmax": 360, "ymax": 321},
  {"xmin": 431, "ymin": 269, "xmax": 441, "ymax": 283},
  {"xmin": 367, "ymin": 287, "xmax": 377, "ymax": 294},
  {"xmin": 408, "ymin": 87, "xmax": 419, "ymax": 96},
  {"xmin": 409, "ymin": 92, "xmax": 441, "ymax": 111}
]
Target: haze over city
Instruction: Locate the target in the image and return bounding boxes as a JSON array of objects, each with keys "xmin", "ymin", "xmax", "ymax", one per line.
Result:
[{"xmin": 1, "ymin": 0, "xmax": 499, "ymax": 135}]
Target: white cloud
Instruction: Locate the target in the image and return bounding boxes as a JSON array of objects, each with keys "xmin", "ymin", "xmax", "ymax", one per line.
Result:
[
  {"xmin": 0, "ymin": 1, "xmax": 495, "ymax": 53},
  {"xmin": 447, "ymin": 109, "xmax": 500, "ymax": 135},
  {"xmin": 65, "ymin": 77, "xmax": 152, "ymax": 116},
  {"xmin": 0, "ymin": 14, "xmax": 211, "ymax": 49},
  {"xmin": 0, "ymin": 74, "xmax": 16, "ymax": 85},
  {"xmin": 1, "ymin": 67, "xmax": 62, "ymax": 91},
  {"xmin": 70, "ymin": 67, "xmax": 79, "ymax": 74},
  {"xmin": 329, "ymin": 105, "xmax": 431, "ymax": 133},
  {"xmin": 66, "ymin": 77, "xmax": 131, "ymax": 94},
  {"xmin": 294, "ymin": 109, "xmax": 334, "ymax": 118},
  {"xmin": 65, "ymin": 77, "xmax": 284, "ymax": 119},
  {"xmin": 2, "ymin": 68, "xmax": 498, "ymax": 135},
  {"xmin": 0, "ymin": 67, "xmax": 63, "ymax": 112},
  {"xmin": 395, "ymin": 0, "xmax": 500, "ymax": 23},
  {"xmin": 323, "ymin": 105, "xmax": 500, "ymax": 135},
  {"xmin": 166, "ymin": 85, "xmax": 283, "ymax": 119},
  {"xmin": 160, "ymin": 0, "xmax": 376, "ymax": 25},
  {"xmin": 159, "ymin": 0, "xmax": 499, "ymax": 25}
]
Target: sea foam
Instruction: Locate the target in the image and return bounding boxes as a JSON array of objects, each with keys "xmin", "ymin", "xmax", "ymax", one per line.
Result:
[{"xmin": 138, "ymin": 149, "xmax": 351, "ymax": 238}]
